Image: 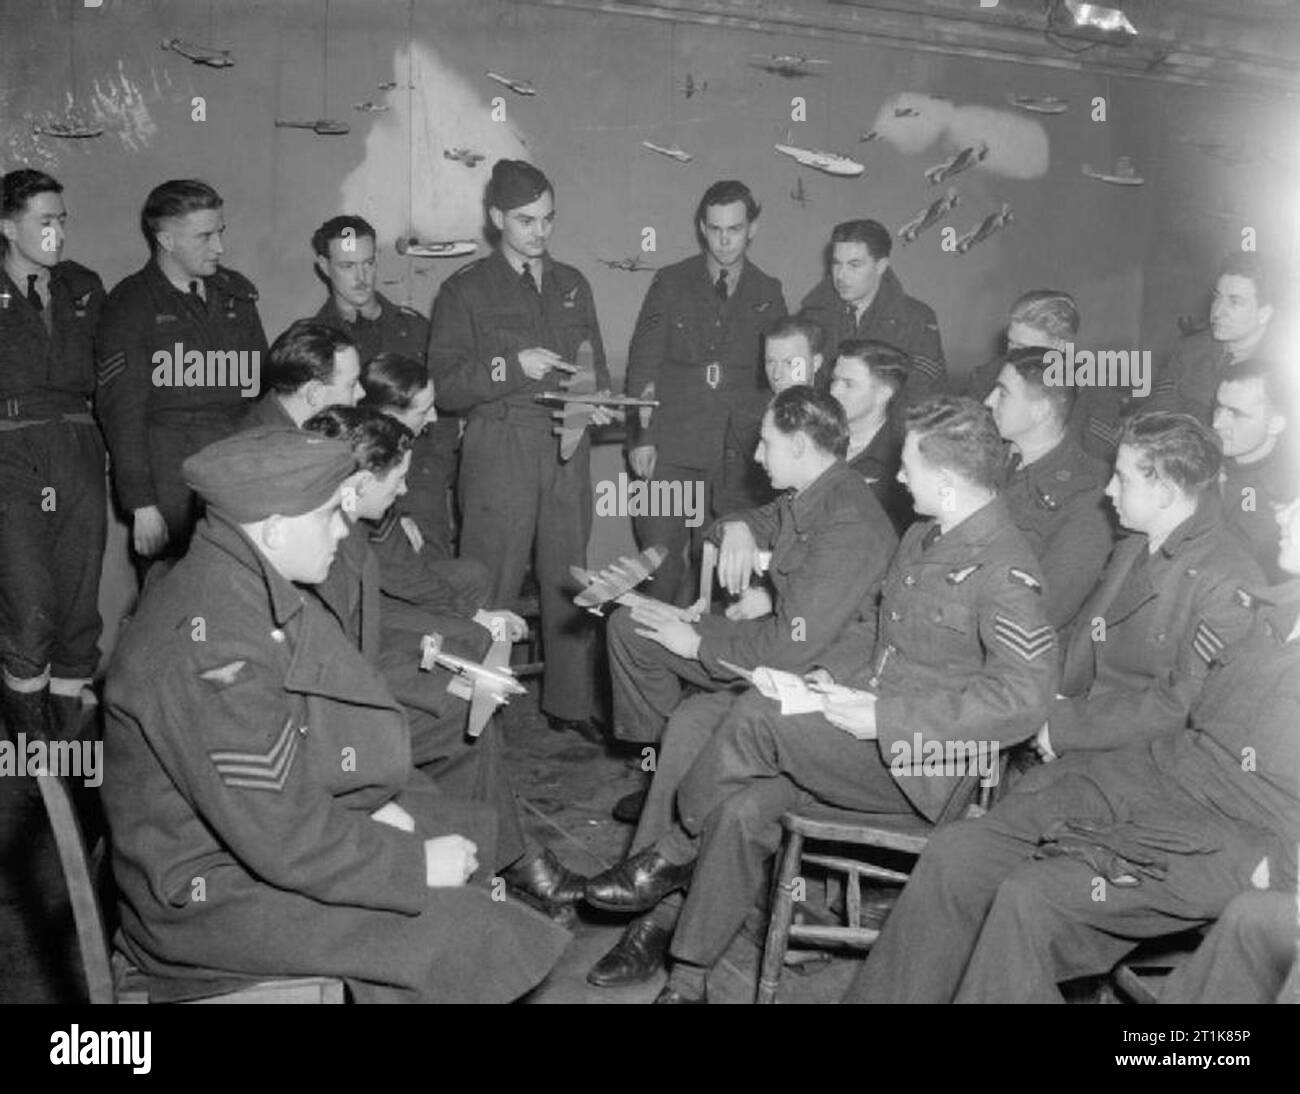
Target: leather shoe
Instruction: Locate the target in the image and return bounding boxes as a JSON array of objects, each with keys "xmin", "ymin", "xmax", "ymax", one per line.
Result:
[
  {"xmin": 585, "ymin": 848, "xmax": 694, "ymax": 913},
  {"xmin": 504, "ymin": 847, "xmax": 587, "ymax": 906},
  {"xmin": 612, "ymin": 786, "xmax": 647, "ymax": 824},
  {"xmin": 653, "ymin": 984, "xmax": 705, "ymax": 1004},
  {"xmin": 586, "ymin": 916, "xmax": 670, "ymax": 987}
]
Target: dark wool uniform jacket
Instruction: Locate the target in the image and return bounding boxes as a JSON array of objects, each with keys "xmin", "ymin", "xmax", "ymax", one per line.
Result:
[
  {"xmin": 625, "ymin": 254, "xmax": 785, "ymax": 470},
  {"xmin": 799, "ymin": 267, "xmax": 945, "ymax": 403},
  {"xmin": 313, "ymin": 292, "xmax": 429, "ymax": 365},
  {"xmin": 0, "ymin": 261, "xmax": 105, "ymax": 415},
  {"xmin": 1049, "ymin": 498, "xmax": 1263, "ymax": 755},
  {"xmin": 1000, "ymin": 435, "xmax": 1115, "ymax": 634},
  {"xmin": 95, "ymin": 261, "xmax": 268, "ymax": 510},
  {"xmin": 1220, "ymin": 443, "xmax": 1296, "ymax": 585},
  {"xmin": 427, "ymin": 249, "xmax": 608, "ymax": 425},
  {"xmin": 1150, "ymin": 328, "xmax": 1285, "ymax": 425},
  {"xmin": 819, "ymin": 497, "xmax": 1058, "ymax": 823},
  {"xmin": 695, "ymin": 460, "xmax": 897, "ymax": 680}
]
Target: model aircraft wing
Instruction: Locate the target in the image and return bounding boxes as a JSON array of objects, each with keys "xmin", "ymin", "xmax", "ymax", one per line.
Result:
[
  {"xmin": 484, "ymin": 636, "xmax": 512, "ymax": 672},
  {"xmin": 466, "ymin": 679, "xmax": 495, "ymax": 738}
]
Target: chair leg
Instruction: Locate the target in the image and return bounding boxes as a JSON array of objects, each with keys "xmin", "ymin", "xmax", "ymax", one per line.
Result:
[{"xmin": 757, "ymin": 831, "xmax": 804, "ymax": 1004}]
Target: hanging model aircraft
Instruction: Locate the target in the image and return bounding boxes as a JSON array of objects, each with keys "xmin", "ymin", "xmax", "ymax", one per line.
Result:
[
  {"xmin": 1082, "ymin": 156, "xmax": 1145, "ymax": 186},
  {"xmin": 419, "ymin": 633, "xmax": 525, "ymax": 738},
  {"xmin": 749, "ymin": 54, "xmax": 830, "ymax": 79},
  {"xmin": 353, "ymin": 100, "xmax": 391, "ymax": 113},
  {"xmin": 598, "ymin": 256, "xmax": 657, "ymax": 272},
  {"xmin": 395, "ymin": 237, "xmax": 479, "ymax": 258},
  {"xmin": 31, "ymin": 122, "xmax": 103, "ymax": 139},
  {"xmin": 924, "ymin": 143, "xmax": 989, "ymax": 185},
  {"xmin": 274, "ymin": 118, "xmax": 350, "ymax": 135},
  {"xmin": 955, "ymin": 203, "xmax": 1014, "ymax": 254},
  {"xmin": 898, "ymin": 189, "xmax": 960, "ymax": 244},
  {"xmin": 444, "ymin": 146, "xmax": 485, "ymax": 167},
  {"xmin": 161, "ymin": 37, "xmax": 234, "ymax": 67},
  {"xmin": 486, "ymin": 71, "xmax": 537, "ymax": 96},
  {"xmin": 1009, "ymin": 94, "xmax": 1069, "ymax": 114},
  {"xmin": 642, "ymin": 140, "xmax": 693, "ymax": 164},
  {"xmin": 773, "ymin": 143, "xmax": 864, "ymax": 177}
]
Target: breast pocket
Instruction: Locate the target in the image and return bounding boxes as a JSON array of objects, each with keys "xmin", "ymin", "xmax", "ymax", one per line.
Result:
[
  {"xmin": 667, "ymin": 315, "xmax": 700, "ymax": 363},
  {"xmin": 478, "ymin": 309, "xmax": 534, "ymax": 359}
]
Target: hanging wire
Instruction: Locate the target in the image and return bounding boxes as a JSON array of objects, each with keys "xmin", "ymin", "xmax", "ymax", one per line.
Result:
[{"xmin": 322, "ymin": 0, "xmax": 330, "ymax": 116}]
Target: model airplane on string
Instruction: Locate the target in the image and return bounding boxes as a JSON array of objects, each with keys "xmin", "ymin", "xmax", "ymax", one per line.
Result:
[
  {"xmin": 898, "ymin": 188, "xmax": 960, "ymax": 244},
  {"xmin": 571, "ymin": 547, "xmax": 668, "ymax": 615},
  {"xmin": 642, "ymin": 140, "xmax": 693, "ymax": 163},
  {"xmin": 274, "ymin": 118, "xmax": 351, "ymax": 135},
  {"xmin": 681, "ymin": 72, "xmax": 707, "ymax": 99},
  {"xmin": 954, "ymin": 203, "xmax": 1013, "ymax": 254},
  {"xmin": 395, "ymin": 237, "xmax": 478, "ymax": 258},
  {"xmin": 161, "ymin": 37, "xmax": 234, "ymax": 67},
  {"xmin": 750, "ymin": 54, "xmax": 830, "ymax": 79},
  {"xmin": 353, "ymin": 100, "xmax": 390, "ymax": 113},
  {"xmin": 419, "ymin": 633, "xmax": 524, "ymax": 738},
  {"xmin": 487, "ymin": 71, "xmax": 537, "ymax": 96},
  {"xmin": 1082, "ymin": 156, "xmax": 1145, "ymax": 186},
  {"xmin": 31, "ymin": 121, "xmax": 103, "ymax": 139},
  {"xmin": 924, "ymin": 143, "xmax": 988, "ymax": 185},
  {"xmin": 1008, "ymin": 94, "xmax": 1069, "ymax": 114},
  {"xmin": 598, "ymin": 255, "xmax": 657, "ymax": 272},
  {"xmin": 774, "ymin": 143, "xmax": 864, "ymax": 177},
  {"xmin": 444, "ymin": 146, "xmax": 485, "ymax": 167}
]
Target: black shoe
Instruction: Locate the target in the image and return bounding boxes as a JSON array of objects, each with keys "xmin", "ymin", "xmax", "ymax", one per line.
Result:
[
  {"xmin": 587, "ymin": 916, "xmax": 671, "ymax": 987},
  {"xmin": 504, "ymin": 847, "xmax": 587, "ymax": 906},
  {"xmin": 585, "ymin": 849, "xmax": 694, "ymax": 913},
  {"xmin": 612, "ymin": 786, "xmax": 647, "ymax": 824},
  {"xmin": 545, "ymin": 715, "xmax": 607, "ymax": 746},
  {"xmin": 653, "ymin": 984, "xmax": 706, "ymax": 1004}
]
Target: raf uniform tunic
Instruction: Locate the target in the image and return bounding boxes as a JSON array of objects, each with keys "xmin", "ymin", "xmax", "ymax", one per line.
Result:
[
  {"xmin": 101, "ymin": 512, "xmax": 568, "ymax": 1002},
  {"xmin": 0, "ymin": 261, "xmax": 107, "ymax": 681},
  {"xmin": 427, "ymin": 249, "xmax": 608, "ymax": 722},
  {"xmin": 96, "ymin": 261, "xmax": 268, "ymax": 556},
  {"xmin": 625, "ymin": 254, "xmax": 786, "ymax": 604},
  {"xmin": 1219, "ymin": 443, "xmax": 1295, "ymax": 585}
]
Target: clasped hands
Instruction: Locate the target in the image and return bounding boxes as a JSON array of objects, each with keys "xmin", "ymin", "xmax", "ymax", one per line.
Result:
[{"xmin": 370, "ymin": 800, "xmax": 479, "ymax": 888}]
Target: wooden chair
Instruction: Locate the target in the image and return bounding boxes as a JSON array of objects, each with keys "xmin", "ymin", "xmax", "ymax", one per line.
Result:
[
  {"xmin": 35, "ymin": 772, "xmax": 345, "ymax": 1004},
  {"xmin": 757, "ymin": 757, "xmax": 1000, "ymax": 1005}
]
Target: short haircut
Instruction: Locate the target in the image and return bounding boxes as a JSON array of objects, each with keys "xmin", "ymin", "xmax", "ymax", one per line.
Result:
[
  {"xmin": 360, "ymin": 352, "xmax": 429, "ymax": 412},
  {"xmin": 1002, "ymin": 345, "xmax": 1077, "ymax": 423},
  {"xmin": 1218, "ymin": 253, "xmax": 1278, "ymax": 309},
  {"xmin": 830, "ymin": 219, "xmax": 892, "ymax": 261},
  {"xmin": 312, "ymin": 215, "xmax": 376, "ymax": 259},
  {"xmin": 302, "ymin": 405, "xmax": 413, "ymax": 475},
  {"xmin": 1218, "ymin": 357, "xmax": 1287, "ymax": 418},
  {"xmin": 264, "ymin": 320, "xmax": 356, "ymax": 394},
  {"xmin": 1008, "ymin": 289, "xmax": 1080, "ymax": 341},
  {"xmin": 1117, "ymin": 411, "xmax": 1221, "ymax": 496},
  {"xmin": 141, "ymin": 179, "xmax": 222, "ymax": 254},
  {"xmin": 695, "ymin": 180, "xmax": 760, "ymax": 226},
  {"xmin": 904, "ymin": 396, "xmax": 1004, "ymax": 491},
  {"xmin": 769, "ymin": 385, "xmax": 849, "ymax": 458},
  {"xmin": 835, "ymin": 338, "xmax": 909, "ymax": 402},
  {"xmin": 765, "ymin": 312, "xmax": 825, "ymax": 358},
  {"xmin": 1, "ymin": 168, "xmax": 63, "ymax": 219}
]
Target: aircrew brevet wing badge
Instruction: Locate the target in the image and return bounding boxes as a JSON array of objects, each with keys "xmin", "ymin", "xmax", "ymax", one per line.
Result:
[
  {"xmin": 1008, "ymin": 567, "xmax": 1042, "ymax": 594},
  {"xmin": 945, "ymin": 564, "xmax": 981, "ymax": 584},
  {"xmin": 200, "ymin": 660, "xmax": 247, "ymax": 686}
]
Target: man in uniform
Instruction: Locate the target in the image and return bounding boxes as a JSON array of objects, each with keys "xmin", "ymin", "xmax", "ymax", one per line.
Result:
[
  {"xmin": 829, "ymin": 339, "xmax": 914, "ymax": 535},
  {"xmin": 983, "ymin": 346, "xmax": 1114, "ymax": 632},
  {"xmin": 1151, "ymin": 253, "xmax": 1281, "ymax": 424},
  {"xmin": 0, "ymin": 169, "xmax": 106, "ymax": 741},
  {"xmin": 427, "ymin": 160, "xmax": 609, "ymax": 738},
  {"xmin": 1031, "ymin": 412, "xmax": 1261, "ymax": 763},
  {"xmin": 591, "ymin": 398, "xmax": 1057, "ymax": 1002},
  {"xmin": 1212, "ymin": 359, "xmax": 1294, "ymax": 582},
  {"xmin": 798, "ymin": 219, "xmax": 944, "ymax": 403},
  {"xmin": 308, "ymin": 215, "xmax": 460, "ymax": 559},
  {"xmin": 101, "ymin": 426, "xmax": 570, "ymax": 1002},
  {"xmin": 846, "ymin": 495, "xmax": 1300, "ymax": 1005},
  {"xmin": 96, "ymin": 179, "xmax": 267, "ymax": 568},
  {"xmin": 625, "ymin": 180, "xmax": 787, "ymax": 606}
]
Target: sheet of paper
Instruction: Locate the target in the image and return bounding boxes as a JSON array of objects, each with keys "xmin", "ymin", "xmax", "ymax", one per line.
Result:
[{"xmin": 752, "ymin": 667, "xmax": 826, "ymax": 714}]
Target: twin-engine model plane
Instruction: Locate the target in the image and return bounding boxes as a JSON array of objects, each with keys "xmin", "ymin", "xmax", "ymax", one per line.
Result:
[{"xmin": 419, "ymin": 633, "xmax": 525, "ymax": 738}]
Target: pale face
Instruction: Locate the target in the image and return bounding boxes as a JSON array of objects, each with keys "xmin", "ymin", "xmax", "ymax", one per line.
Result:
[
  {"xmin": 491, "ymin": 190, "xmax": 555, "ymax": 262},
  {"xmin": 754, "ymin": 410, "xmax": 802, "ymax": 491},
  {"xmin": 1275, "ymin": 496, "xmax": 1300, "ymax": 576},
  {"xmin": 158, "ymin": 207, "xmax": 225, "ymax": 279},
  {"xmin": 1213, "ymin": 376, "xmax": 1283, "ymax": 461},
  {"xmin": 830, "ymin": 356, "xmax": 888, "ymax": 425},
  {"xmin": 385, "ymin": 381, "xmax": 438, "ymax": 436},
  {"xmin": 831, "ymin": 242, "xmax": 886, "ymax": 308},
  {"xmin": 984, "ymin": 363, "xmax": 1042, "ymax": 443},
  {"xmin": 318, "ymin": 234, "xmax": 377, "ymax": 312},
  {"xmin": 699, "ymin": 200, "xmax": 755, "ymax": 269},
  {"xmin": 898, "ymin": 431, "xmax": 948, "ymax": 518},
  {"xmin": 1210, "ymin": 274, "xmax": 1272, "ymax": 347},
  {"xmin": 1006, "ymin": 319, "xmax": 1060, "ymax": 352},
  {"xmin": 1105, "ymin": 443, "xmax": 1167, "ymax": 534},
  {"xmin": 309, "ymin": 345, "xmax": 364, "ymax": 408},
  {"xmin": 268, "ymin": 491, "xmax": 351, "ymax": 584},
  {"xmin": 1, "ymin": 190, "xmax": 65, "ymax": 268},
  {"xmin": 353, "ymin": 450, "xmax": 412, "ymax": 521},
  {"xmin": 764, "ymin": 332, "xmax": 819, "ymax": 392}
]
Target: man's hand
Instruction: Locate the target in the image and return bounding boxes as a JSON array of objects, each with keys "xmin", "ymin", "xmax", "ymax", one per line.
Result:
[
  {"xmin": 631, "ymin": 600, "xmax": 702, "ymax": 660},
  {"xmin": 371, "ymin": 800, "xmax": 416, "ymax": 832},
  {"xmin": 725, "ymin": 585, "xmax": 773, "ymax": 621},
  {"xmin": 424, "ymin": 834, "xmax": 478, "ymax": 888},
  {"xmin": 473, "ymin": 608, "xmax": 528, "ymax": 643},
  {"xmin": 628, "ymin": 444, "xmax": 657, "ymax": 479},
  {"xmin": 822, "ymin": 692, "xmax": 878, "ymax": 740},
  {"xmin": 717, "ymin": 521, "xmax": 761, "ymax": 596},
  {"xmin": 1034, "ymin": 722, "xmax": 1056, "ymax": 762},
  {"xmin": 587, "ymin": 390, "xmax": 619, "ymax": 427},
  {"xmin": 399, "ymin": 515, "xmax": 425, "ymax": 554},
  {"xmin": 803, "ymin": 668, "xmax": 836, "ymax": 690},
  {"xmin": 132, "ymin": 505, "xmax": 169, "ymax": 557},
  {"xmin": 518, "ymin": 346, "xmax": 568, "ymax": 381}
]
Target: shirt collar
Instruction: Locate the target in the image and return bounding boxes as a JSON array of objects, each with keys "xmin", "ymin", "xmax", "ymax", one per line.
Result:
[
  {"xmin": 916, "ymin": 495, "xmax": 1009, "ymax": 558},
  {"xmin": 704, "ymin": 254, "xmax": 745, "ymax": 296},
  {"xmin": 785, "ymin": 460, "xmax": 856, "ymax": 532},
  {"xmin": 196, "ymin": 510, "xmax": 307, "ymax": 628}
]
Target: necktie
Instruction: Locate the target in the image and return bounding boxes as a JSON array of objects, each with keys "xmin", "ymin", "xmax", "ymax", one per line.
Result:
[
  {"xmin": 521, "ymin": 261, "xmax": 539, "ymax": 294},
  {"xmin": 715, "ymin": 268, "xmax": 728, "ymax": 301},
  {"xmin": 25, "ymin": 274, "xmax": 42, "ymax": 312}
]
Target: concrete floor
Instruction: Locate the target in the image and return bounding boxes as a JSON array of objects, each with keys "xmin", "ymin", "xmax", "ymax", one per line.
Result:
[{"xmin": 0, "ymin": 680, "xmax": 861, "ymax": 1004}]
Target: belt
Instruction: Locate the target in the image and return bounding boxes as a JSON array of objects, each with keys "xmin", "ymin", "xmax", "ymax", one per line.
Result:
[
  {"xmin": 1, "ymin": 394, "xmax": 92, "ymax": 419},
  {"xmin": 468, "ymin": 400, "xmax": 554, "ymax": 432},
  {"xmin": 0, "ymin": 411, "xmax": 96, "ymax": 432}
]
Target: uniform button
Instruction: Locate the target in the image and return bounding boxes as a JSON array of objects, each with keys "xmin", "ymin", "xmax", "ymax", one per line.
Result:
[
  {"xmin": 270, "ymin": 629, "xmax": 285, "ymax": 643},
  {"xmin": 1155, "ymin": 632, "xmax": 1166, "ymax": 643},
  {"xmin": 298, "ymin": 724, "xmax": 308, "ymax": 736},
  {"xmin": 1186, "ymin": 568, "xmax": 1198, "ymax": 577},
  {"xmin": 889, "ymin": 610, "xmax": 901, "ymax": 622},
  {"xmin": 903, "ymin": 574, "xmax": 915, "ymax": 586}
]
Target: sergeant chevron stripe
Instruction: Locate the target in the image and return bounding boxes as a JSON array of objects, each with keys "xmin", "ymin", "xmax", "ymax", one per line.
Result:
[
  {"xmin": 210, "ymin": 718, "xmax": 300, "ymax": 791},
  {"xmin": 1192, "ymin": 620, "xmax": 1225, "ymax": 665},
  {"xmin": 96, "ymin": 350, "xmax": 126, "ymax": 387},
  {"xmin": 910, "ymin": 354, "xmax": 944, "ymax": 382},
  {"xmin": 994, "ymin": 615, "xmax": 1054, "ymax": 661}
]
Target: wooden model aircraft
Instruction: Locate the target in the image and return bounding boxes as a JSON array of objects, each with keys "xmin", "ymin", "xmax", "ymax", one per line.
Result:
[
  {"xmin": 419, "ymin": 633, "xmax": 525, "ymax": 738},
  {"xmin": 571, "ymin": 547, "xmax": 668, "ymax": 616}
]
